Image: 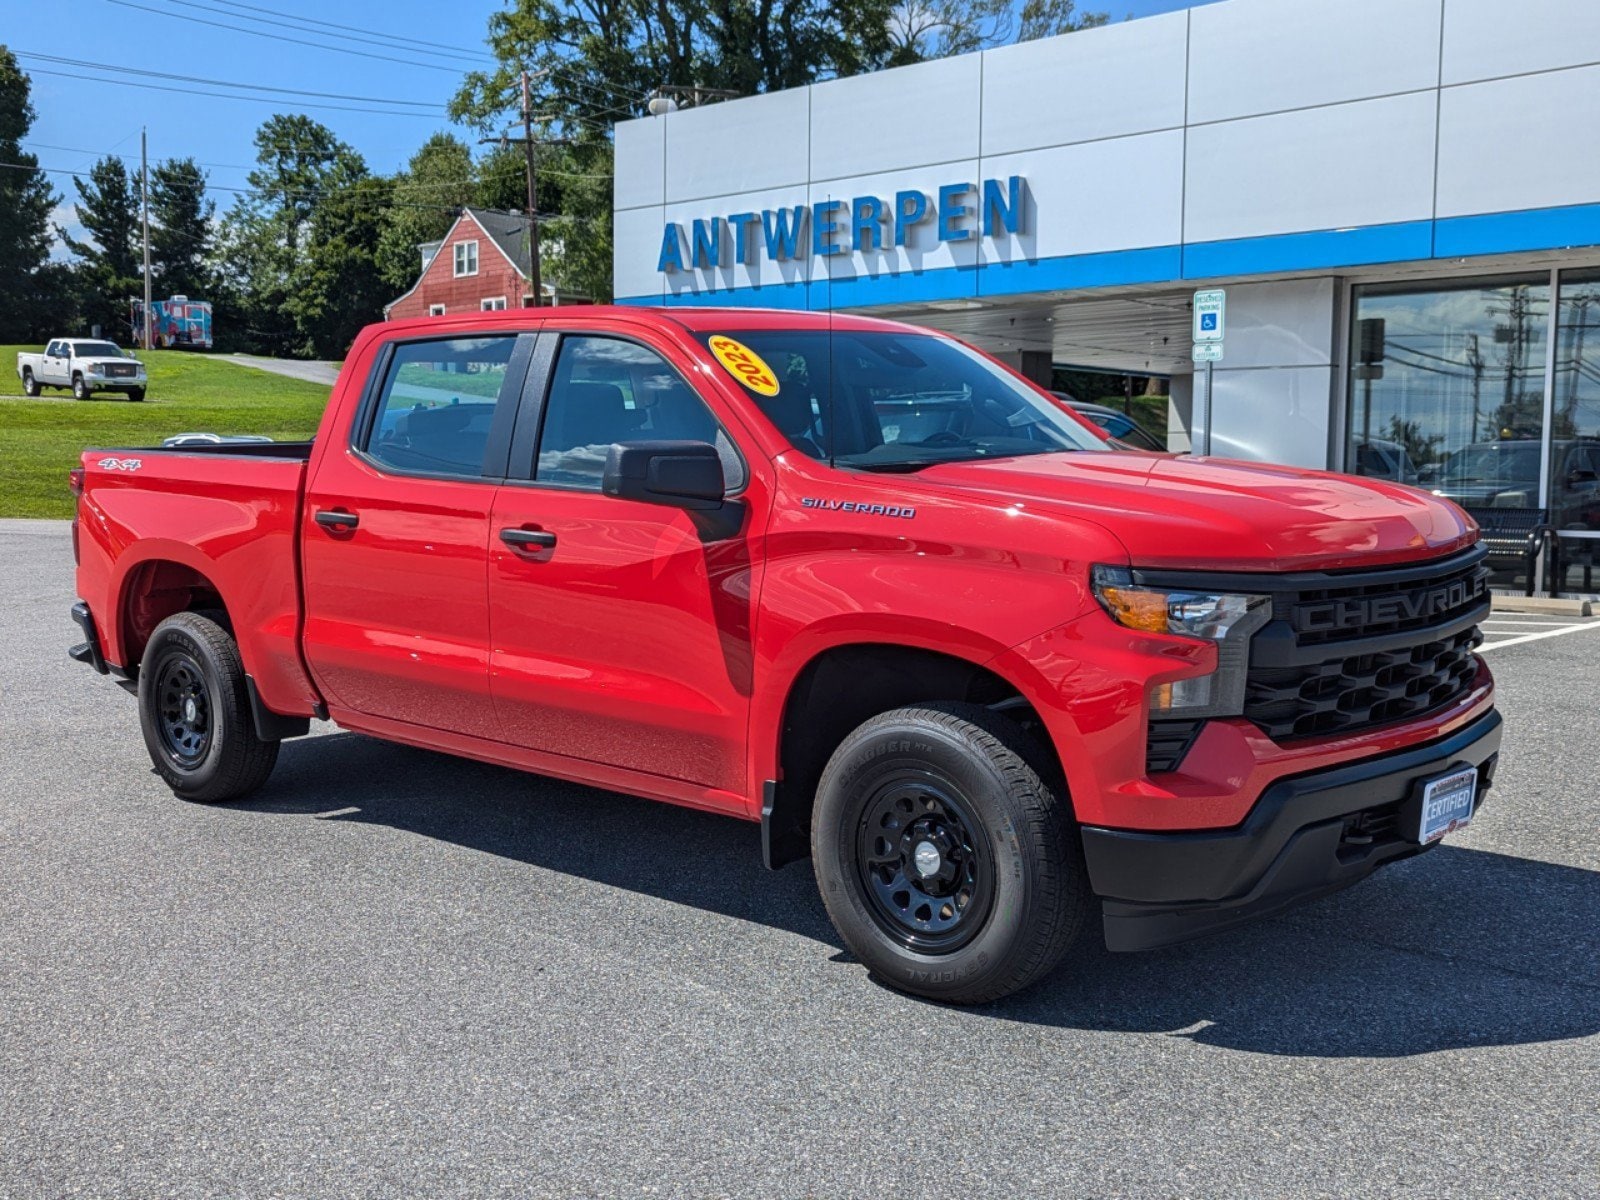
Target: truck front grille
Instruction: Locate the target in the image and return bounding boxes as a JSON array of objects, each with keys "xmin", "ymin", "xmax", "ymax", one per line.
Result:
[
  {"xmin": 1243, "ymin": 625, "xmax": 1482, "ymax": 741},
  {"xmin": 1137, "ymin": 546, "xmax": 1490, "ymax": 766}
]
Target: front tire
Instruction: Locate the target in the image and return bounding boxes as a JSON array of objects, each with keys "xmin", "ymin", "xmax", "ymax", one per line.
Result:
[
  {"xmin": 812, "ymin": 703, "xmax": 1089, "ymax": 1004},
  {"xmin": 72, "ymin": 375, "xmax": 89, "ymax": 401},
  {"xmin": 128, "ymin": 387, "xmax": 146, "ymax": 402},
  {"xmin": 21, "ymin": 368, "xmax": 38, "ymax": 397},
  {"xmin": 138, "ymin": 611, "xmax": 279, "ymax": 802}
]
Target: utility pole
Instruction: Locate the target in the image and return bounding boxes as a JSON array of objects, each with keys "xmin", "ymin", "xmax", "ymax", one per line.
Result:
[
  {"xmin": 480, "ymin": 70, "xmax": 564, "ymax": 308},
  {"xmin": 140, "ymin": 127, "xmax": 152, "ymax": 351},
  {"xmin": 520, "ymin": 70, "xmax": 542, "ymax": 306}
]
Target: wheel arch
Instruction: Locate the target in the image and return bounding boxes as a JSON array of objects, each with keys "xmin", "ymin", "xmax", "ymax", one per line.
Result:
[
  {"xmin": 115, "ymin": 550, "xmax": 230, "ymax": 674},
  {"xmin": 759, "ymin": 638, "xmax": 1068, "ymax": 869}
]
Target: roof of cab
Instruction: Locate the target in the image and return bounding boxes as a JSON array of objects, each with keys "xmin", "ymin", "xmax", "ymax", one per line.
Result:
[{"xmin": 376, "ymin": 305, "xmax": 929, "ymax": 341}]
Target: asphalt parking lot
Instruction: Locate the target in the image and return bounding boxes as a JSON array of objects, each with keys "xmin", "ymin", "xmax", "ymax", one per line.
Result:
[{"xmin": 2, "ymin": 518, "xmax": 1597, "ymax": 1199}]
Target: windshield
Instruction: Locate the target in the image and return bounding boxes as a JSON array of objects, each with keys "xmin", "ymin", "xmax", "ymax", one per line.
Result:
[
  {"xmin": 73, "ymin": 342, "xmax": 124, "ymax": 358},
  {"xmin": 698, "ymin": 330, "xmax": 1105, "ymax": 471}
]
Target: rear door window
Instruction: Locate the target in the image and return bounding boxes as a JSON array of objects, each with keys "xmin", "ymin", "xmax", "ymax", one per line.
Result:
[{"xmin": 361, "ymin": 336, "xmax": 517, "ymax": 478}]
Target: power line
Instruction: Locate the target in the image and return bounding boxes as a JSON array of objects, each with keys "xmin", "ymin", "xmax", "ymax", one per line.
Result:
[
  {"xmin": 155, "ymin": 0, "xmax": 489, "ymax": 67},
  {"xmin": 5, "ymin": 159, "xmax": 481, "ymax": 213},
  {"xmin": 15, "ymin": 52, "xmax": 446, "ymax": 110},
  {"xmin": 200, "ymin": 0, "xmax": 493, "ymax": 59},
  {"xmin": 101, "ymin": 0, "xmax": 465, "ymax": 73},
  {"xmin": 23, "ymin": 65, "xmax": 447, "ymax": 117}
]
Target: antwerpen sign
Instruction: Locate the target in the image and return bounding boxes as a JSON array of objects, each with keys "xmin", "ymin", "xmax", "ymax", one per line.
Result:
[{"xmin": 657, "ymin": 175, "xmax": 1026, "ymax": 273}]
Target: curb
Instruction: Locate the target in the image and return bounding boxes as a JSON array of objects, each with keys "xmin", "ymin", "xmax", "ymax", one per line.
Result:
[{"xmin": 1490, "ymin": 594, "xmax": 1593, "ymax": 616}]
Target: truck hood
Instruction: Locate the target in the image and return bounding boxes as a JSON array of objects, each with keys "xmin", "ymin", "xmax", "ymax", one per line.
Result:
[{"xmin": 911, "ymin": 452, "xmax": 1476, "ymax": 572}]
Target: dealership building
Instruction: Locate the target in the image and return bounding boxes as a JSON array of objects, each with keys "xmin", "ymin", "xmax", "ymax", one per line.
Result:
[{"xmin": 612, "ymin": 0, "xmax": 1600, "ymax": 594}]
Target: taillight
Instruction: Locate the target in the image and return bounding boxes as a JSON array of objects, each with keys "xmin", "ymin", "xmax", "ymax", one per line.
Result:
[{"xmin": 69, "ymin": 468, "xmax": 84, "ymax": 564}]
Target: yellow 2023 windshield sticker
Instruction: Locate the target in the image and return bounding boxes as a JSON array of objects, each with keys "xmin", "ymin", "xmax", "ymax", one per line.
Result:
[{"xmin": 708, "ymin": 335, "xmax": 780, "ymax": 397}]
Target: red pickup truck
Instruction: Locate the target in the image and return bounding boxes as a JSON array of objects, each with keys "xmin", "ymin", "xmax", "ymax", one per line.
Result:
[{"xmin": 69, "ymin": 308, "xmax": 1500, "ymax": 1002}]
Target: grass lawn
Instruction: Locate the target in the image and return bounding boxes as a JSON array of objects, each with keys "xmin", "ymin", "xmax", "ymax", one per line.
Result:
[{"xmin": 1, "ymin": 348, "xmax": 332, "ymax": 519}]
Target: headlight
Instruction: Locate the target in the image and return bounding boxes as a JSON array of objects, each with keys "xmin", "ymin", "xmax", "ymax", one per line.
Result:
[{"xmin": 1091, "ymin": 565, "xmax": 1271, "ymax": 717}]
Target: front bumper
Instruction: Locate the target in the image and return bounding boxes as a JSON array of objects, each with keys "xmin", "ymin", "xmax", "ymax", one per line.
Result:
[{"xmin": 1081, "ymin": 709, "xmax": 1502, "ymax": 951}]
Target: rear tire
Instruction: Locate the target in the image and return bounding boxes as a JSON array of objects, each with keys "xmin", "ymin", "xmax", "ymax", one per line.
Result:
[
  {"xmin": 811, "ymin": 702, "xmax": 1089, "ymax": 1004},
  {"xmin": 72, "ymin": 375, "xmax": 89, "ymax": 401},
  {"xmin": 21, "ymin": 368, "xmax": 38, "ymax": 397},
  {"xmin": 138, "ymin": 611, "xmax": 279, "ymax": 802}
]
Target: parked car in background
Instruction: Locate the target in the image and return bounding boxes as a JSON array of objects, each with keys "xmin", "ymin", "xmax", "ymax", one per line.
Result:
[
  {"xmin": 17, "ymin": 339, "xmax": 147, "ymax": 401},
  {"xmin": 1060, "ymin": 397, "xmax": 1167, "ymax": 452},
  {"xmin": 1351, "ymin": 437, "xmax": 1421, "ymax": 485},
  {"xmin": 1425, "ymin": 437, "xmax": 1600, "ymax": 530}
]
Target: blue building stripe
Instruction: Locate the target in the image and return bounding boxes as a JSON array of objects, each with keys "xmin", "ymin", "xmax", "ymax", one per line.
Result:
[
  {"xmin": 1434, "ymin": 202, "xmax": 1600, "ymax": 259},
  {"xmin": 979, "ymin": 246, "xmax": 1183, "ymax": 297},
  {"xmin": 614, "ymin": 203, "xmax": 1600, "ymax": 309},
  {"xmin": 805, "ymin": 265, "xmax": 979, "ymax": 309},
  {"xmin": 1180, "ymin": 221, "xmax": 1434, "ymax": 279}
]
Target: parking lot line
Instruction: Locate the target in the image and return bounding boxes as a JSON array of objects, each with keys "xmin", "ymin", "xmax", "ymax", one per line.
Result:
[{"xmin": 1477, "ymin": 619, "xmax": 1600, "ymax": 651}]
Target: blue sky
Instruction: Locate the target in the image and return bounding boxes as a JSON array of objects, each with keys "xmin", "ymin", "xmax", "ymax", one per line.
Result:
[{"xmin": 14, "ymin": 0, "xmax": 1214, "ymax": 248}]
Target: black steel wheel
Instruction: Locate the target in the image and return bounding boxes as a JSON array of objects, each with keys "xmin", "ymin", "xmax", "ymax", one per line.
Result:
[
  {"xmin": 856, "ymin": 775, "xmax": 994, "ymax": 954},
  {"xmin": 152, "ymin": 651, "xmax": 213, "ymax": 767},
  {"xmin": 812, "ymin": 703, "xmax": 1089, "ymax": 1004},
  {"xmin": 138, "ymin": 611, "xmax": 279, "ymax": 802}
]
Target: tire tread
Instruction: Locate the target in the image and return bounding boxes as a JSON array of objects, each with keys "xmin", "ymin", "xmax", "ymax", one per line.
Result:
[
  {"xmin": 140, "ymin": 611, "xmax": 278, "ymax": 803},
  {"xmin": 813, "ymin": 701, "xmax": 1089, "ymax": 1004}
]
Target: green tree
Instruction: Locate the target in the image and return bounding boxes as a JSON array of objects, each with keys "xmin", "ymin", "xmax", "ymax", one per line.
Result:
[
  {"xmin": 287, "ymin": 168, "xmax": 393, "ymax": 359},
  {"xmin": 376, "ymin": 132, "xmax": 477, "ymax": 295},
  {"xmin": 150, "ymin": 157, "xmax": 215, "ymax": 300},
  {"xmin": 0, "ymin": 46, "xmax": 61, "ymax": 341},
  {"xmin": 888, "ymin": 0, "xmax": 1106, "ymax": 63},
  {"xmin": 450, "ymin": 0, "xmax": 898, "ymax": 303},
  {"xmin": 219, "ymin": 115, "xmax": 365, "ymax": 354},
  {"xmin": 60, "ymin": 156, "xmax": 141, "ymax": 339}
]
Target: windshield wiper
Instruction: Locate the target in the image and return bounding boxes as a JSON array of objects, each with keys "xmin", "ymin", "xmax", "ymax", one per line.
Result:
[{"xmin": 844, "ymin": 460, "xmax": 944, "ymax": 473}]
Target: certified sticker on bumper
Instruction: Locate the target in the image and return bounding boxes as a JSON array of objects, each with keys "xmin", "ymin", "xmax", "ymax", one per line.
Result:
[{"xmin": 1417, "ymin": 766, "xmax": 1478, "ymax": 844}]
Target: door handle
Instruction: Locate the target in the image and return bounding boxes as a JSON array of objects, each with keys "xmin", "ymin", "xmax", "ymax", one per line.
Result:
[
  {"xmin": 314, "ymin": 509, "xmax": 360, "ymax": 531},
  {"xmin": 500, "ymin": 527, "xmax": 557, "ymax": 551}
]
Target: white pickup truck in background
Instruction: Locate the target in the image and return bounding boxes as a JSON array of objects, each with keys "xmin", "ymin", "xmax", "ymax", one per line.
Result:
[{"xmin": 17, "ymin": 339, "xmax": 148, "ymax": 401}]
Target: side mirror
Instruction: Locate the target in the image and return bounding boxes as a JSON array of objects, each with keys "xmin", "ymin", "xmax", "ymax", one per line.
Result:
[
  {"xmin": 1568, "ymin": 468, "xmax": 1599, "ymax": 488},
  {"xmin": 603, "ymin": 440, "xmax": 726, "ymax": 511}
]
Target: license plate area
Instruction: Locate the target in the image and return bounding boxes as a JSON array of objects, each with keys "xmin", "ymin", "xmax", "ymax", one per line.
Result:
[{"xmin": 1403, "ymin": 764, "xmax": 1479, "ymax": 845}]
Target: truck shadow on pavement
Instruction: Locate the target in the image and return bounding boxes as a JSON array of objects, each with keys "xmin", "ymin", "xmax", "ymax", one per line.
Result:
[{"xmin": 250, "ymin": 732, "xmax": 1600, "ymax": 1059}]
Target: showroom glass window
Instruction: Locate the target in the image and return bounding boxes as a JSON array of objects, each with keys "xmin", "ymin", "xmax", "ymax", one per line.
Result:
[
  {"xmin": 1551, "ymin": 270, "xmax": 1600, "ymax": 592},
  {"xmin": 1347, "ymin": 277, "xmax": 1550, "ymax": 589}
]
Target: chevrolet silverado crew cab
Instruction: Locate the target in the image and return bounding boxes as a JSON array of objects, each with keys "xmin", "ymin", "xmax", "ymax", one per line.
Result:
[
  {"xmin": 68, "ymin": 308, "xmax": 1500, "ymax": 1003},
  {"xmin": 19, "ymin": 338, "xmax": 148, "ymax": 401}
]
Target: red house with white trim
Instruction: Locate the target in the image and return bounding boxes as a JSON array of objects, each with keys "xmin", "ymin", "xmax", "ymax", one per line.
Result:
[{"xmin": 384, "ymin": 207, "xmax": 582, "ymax": 321}]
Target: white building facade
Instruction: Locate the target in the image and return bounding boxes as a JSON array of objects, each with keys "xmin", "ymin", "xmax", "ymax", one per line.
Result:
[{"xmin": 614, "ymin": 0, "xmax": 1600, "ymax": 594}]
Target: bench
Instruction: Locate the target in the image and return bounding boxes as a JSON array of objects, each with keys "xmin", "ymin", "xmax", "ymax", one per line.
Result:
[
  {"xmin": 1463, "ymin": 507, "xmax": 1552, "ymax": 596},
  {"xmin": 1551, "ymin": 528, "xmax": 1600, "ymax": 595}
]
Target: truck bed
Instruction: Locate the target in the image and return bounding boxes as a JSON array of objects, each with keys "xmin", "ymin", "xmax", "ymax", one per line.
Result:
[{"xmin": 75, "ymin": 442, "xmax": 318, "ymax": 716}]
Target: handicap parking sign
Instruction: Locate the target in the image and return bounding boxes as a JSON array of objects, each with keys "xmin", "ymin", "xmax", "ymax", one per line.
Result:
[{"xmin": 1193, "ymin": 289, "xmax": 1226, "ymax": 343}]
